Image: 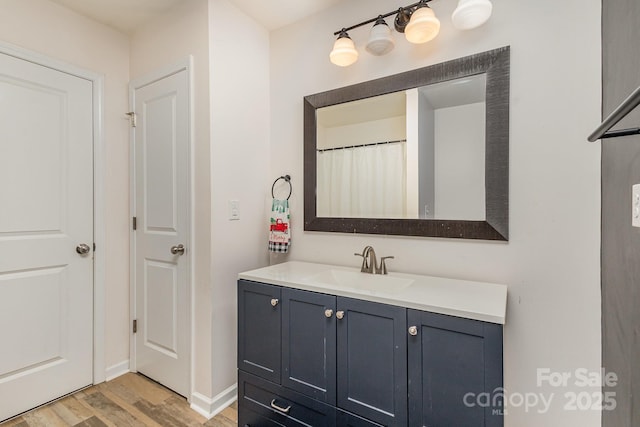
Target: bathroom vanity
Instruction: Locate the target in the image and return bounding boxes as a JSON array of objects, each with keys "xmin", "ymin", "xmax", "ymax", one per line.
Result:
[{"xmin": 237, "ymin": 261, "xmax": 507, "ymax": 426}]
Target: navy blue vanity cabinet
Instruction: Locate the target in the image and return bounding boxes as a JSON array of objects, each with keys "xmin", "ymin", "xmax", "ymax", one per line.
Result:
[
  {"xmin": 337, "ymin": 297, "xmax": 407, "ymax": 427},
  {"xmin": 281, "ymin": 288, "xmax": 337, "ymax": 403},
  {"xmin": 238, "ymin": 280, "xmax": 282, "ymax": 384},
  {"xmin": 238, "ymin": 279, "xmax": 504, "ymax": 427},
  {"xmin": 407, "ymin": 310, "xmax": 504, "ymax": 427}
]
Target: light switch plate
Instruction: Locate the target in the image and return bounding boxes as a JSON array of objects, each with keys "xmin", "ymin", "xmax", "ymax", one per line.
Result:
[
  {"xmin": 229, "ymin": 200, "xmax": 240, "ymax": 221},
  {"xmin": 633, "ymin": 185, "xmax": 640, "ymax": 227}
]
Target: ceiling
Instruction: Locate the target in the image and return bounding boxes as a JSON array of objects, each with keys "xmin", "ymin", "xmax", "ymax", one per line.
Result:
[{"xmin": 48, "ymin": 0, "xmax": 342, "ymax": 34}]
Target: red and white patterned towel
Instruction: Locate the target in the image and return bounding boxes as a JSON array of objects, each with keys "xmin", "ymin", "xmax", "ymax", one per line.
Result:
[{"xmin": 268, "ymin": 199, "xmax": 290, "ymax": 253}]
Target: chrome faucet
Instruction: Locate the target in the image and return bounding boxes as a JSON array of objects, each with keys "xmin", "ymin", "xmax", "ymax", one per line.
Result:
[{"xmin": 354, "ymin": 246, "xmax": 394, "ymax": 274}]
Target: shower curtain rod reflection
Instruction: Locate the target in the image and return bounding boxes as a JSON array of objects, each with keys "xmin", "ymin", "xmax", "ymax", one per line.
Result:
[{"xmin": 316, "ymin": 139, "xmax": 406, "ymax": 152}]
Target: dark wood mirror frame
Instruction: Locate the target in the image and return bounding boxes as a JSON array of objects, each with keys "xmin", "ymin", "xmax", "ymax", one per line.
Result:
[
  {"xmin": 303, "ymin": 46, "xmax": 510, "ymax": 241},
  {"xmin": 304, "ymin": 46, "xmax": 510, "ymax": 240}
]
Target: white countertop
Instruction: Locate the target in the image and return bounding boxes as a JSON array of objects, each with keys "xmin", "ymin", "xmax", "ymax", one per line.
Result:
[{"xmin": 238, "ymin": 261, "xmax": 507, "ymax": 324}]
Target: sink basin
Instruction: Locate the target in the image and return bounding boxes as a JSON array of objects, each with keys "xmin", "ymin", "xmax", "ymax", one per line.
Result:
[{"xmin": 308, "ymin": 269, "xmax": 414, "ymax": 294}]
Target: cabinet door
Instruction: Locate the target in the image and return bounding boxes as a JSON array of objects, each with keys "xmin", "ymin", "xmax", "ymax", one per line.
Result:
[
  {"xmin": 282, "ymin": 288, "xmax": 337, "ymax": 404},
  {"xmin": 238, "ymin": 280, "xmax": 282, "ymax": 383},
  {"xmin": 336, "ymin": 297, "xmax": 407, "ymax": 427},
  {"xmin": 408, "ymin": 310, "xmax": 503, "ymax": 427}
]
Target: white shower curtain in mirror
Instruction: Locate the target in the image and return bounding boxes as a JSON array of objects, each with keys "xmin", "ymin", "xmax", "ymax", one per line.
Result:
[{"xmin": 317, "ymin": 142, "xmax": 406, "ymax": 218}]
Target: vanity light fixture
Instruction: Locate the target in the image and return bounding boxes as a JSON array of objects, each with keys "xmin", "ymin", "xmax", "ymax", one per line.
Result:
[{"xmin": 329, "ymin": 0, "xmax": 492, "ymax": 66}]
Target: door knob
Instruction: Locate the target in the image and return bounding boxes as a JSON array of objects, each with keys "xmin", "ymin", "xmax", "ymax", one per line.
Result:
[
  {"xmin": 76, "ymin": 243, "xmax": 91, "ymax": 255},
  {"xmin": 170, "ymin": 244, "xmax": 185, "ymax": 255},
  {"xmin": 336, "ymin": 310, "xmax": 345, "ymax": 320},
  {"xmin": 325, "ymin": 309, "xmax": 334, "ymax": 318},
  {"xmin": 408, "ymin": 326, "xmax": 418, "ymax": 336}
]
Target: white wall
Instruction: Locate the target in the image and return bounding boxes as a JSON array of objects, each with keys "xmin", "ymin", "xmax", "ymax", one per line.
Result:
[
  {"xmin": 270, "ymin": 0, "xmax": 601, "ymax": 425},
  {"xmin": 319, "ymin": 116, "xmax": 405, "ymax": 149},
  {"xmin": 434, "ymin": 102, "xmax": 485, "ymax": 219},
  {"xmin": 0, "ymin": 0, "xmax": 131, "ymax": 376},
  {"xmin": 209, "ymin": 0, "xmax": 271, "ymax": 398}
]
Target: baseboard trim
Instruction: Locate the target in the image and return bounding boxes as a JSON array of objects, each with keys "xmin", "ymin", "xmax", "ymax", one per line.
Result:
[
  {"xmin": 190, "ymin": 384, "xmax": 237, "ymax": 419},
  {"xmin": 105, "ymin": 360, "xmax": 130, "ymax": 382}
]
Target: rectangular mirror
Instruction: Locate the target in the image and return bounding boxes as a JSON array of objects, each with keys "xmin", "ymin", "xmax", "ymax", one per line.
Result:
[
  {"xmin": 316, "ymin": 73, "xmax": 487, "ymax": 221},
  {"xmin": 304, "ymin": 47, "xmax": 510, "ymax": 240}
]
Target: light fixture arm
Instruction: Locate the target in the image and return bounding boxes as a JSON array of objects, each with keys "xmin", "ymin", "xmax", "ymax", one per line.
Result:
[{"xmin": 332, "ymin": 0, "xmax": 432, "ymax": 36}]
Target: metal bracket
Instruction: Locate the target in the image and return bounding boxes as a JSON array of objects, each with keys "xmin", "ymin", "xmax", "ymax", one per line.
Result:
[{"xmin": 126, "ymin": 112, "xmax": 137, "ymax": 128}]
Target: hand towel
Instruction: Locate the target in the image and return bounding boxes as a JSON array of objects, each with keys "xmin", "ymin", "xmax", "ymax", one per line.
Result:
[{"xmin": 268, "ymin": 198, "xmax": 291, "ymax": 253}]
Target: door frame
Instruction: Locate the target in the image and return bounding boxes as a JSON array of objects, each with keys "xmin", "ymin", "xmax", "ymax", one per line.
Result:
[
  {"xmin": 0, "ymin": 41, "xmax": 106, "ymax": 384},
  {"xmin": 128, "ymin": 57, "xmax": 194, "ymax": 399}
]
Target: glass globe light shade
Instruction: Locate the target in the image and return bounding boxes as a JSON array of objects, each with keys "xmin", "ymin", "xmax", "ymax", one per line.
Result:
[
  {"xmin": 330, "ymin": 32, "xmax": 359, "ymax": 67},
  {"xmin": 452, "ymin": 0, "xmax": 493, "ymax": 30},
  {"xmin": 366, "ymin": 18, "xmax": 395, "ymax": 56},
  {"xmin": 405, "ymin": 5, "xmax": 441, "ymax": 44}
]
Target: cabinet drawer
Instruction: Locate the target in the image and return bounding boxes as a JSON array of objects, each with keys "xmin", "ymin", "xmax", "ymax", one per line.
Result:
[
  {"xmin": 238, "ymin": 407, "xmax": 286, "ymax": 427},
  {"xmin": 239, "ymin": 371, "xmax": 335, "ymax": 427},
  {"xmin": 337, "ymin": 410, "xmax": 385, "ymax": 426}
]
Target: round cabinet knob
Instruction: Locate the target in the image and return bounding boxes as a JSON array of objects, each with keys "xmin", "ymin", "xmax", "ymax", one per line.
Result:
[
  {"xmin": 336, "ymin": 310, "xmax": 345, "ymax": 320},
  {"xmin": 408, "ymin": 326, "xmax": 418, "ymax": 336},
  {"xmin": 325, "ymin": 309, "xmax": 334, "ymax": 318},
  {"xmin": 270, "ymin": 298, "xmax": 279, "ymax": 307},
  {"xmin": 76, "ymin": 243, "xmax": 91, "ymax": 255}
]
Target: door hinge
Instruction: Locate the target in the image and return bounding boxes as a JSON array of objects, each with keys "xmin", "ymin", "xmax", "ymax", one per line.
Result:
[
  {"xmin": 93, "ymin": 243, "xmax": 96, "ymax": 252},
  {"xmin": 126, "ymin": 112, "xmax": 137, "ymax": 127},
  {"xmin": 132, "ymin": 216, "xmax": 137, "ymax": 230},
  {"xmin": 133, "ymin": 319, "xmax": 138, "ymax": 334}
]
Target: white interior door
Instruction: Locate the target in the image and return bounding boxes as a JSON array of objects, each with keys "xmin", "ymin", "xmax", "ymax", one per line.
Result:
[
  {"xmin": 0, "ymin": 52, "xmax": 94, "ymax": 421},
  {"xmin": 132, "ymin": 68, "xmax": 190, "ymax": 397}
]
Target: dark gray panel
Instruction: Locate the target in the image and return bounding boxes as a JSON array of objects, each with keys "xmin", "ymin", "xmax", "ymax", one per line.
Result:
[
  {"xmin": 408, "ymin": 310, "xmax": 503, "ymax": 427},
  {"xmin": 238, "ymin": 280, "xmax": 282, "ymax": 384},
  {"xmin": 238, "ymin": 371, "xmax": 336, "ymax": 427},
  {"xmin": 238, "ymin": 407, "xmax": 286, "ymax": 427},
  {"xmin": 602, "ymin": 1, "xmax": 640, "ymax": 426},
  {"xmin": 336, "ymin": 410, "xmax": 385, "ymax": 426},
  {"xmin": 281, "ymin": 288, "xmax": 337, "ymax": 404},
  {"xmin": 336, "ymin": 297, "xmax": 407, "ymax": 427}
]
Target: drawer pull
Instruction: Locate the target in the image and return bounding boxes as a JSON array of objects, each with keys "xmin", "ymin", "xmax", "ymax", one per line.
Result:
[
  {"xmin": 270, "ymin": 399, "xmax": 291, "ymax": 414},
  {"xmin": 270, "ymin": 298, "xmax": 279, "ymax": 307}
]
